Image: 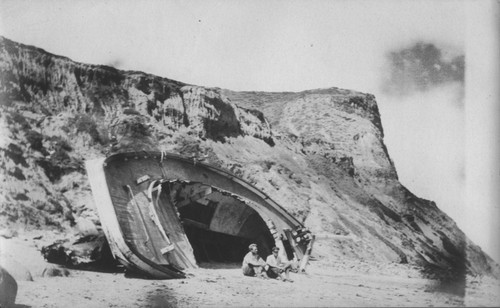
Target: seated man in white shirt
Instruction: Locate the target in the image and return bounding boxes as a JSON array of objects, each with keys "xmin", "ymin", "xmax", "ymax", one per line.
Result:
[
  {"xmin": 242, "ymin": 243, "xmax": 269, "ymax": 279},
  {"xmin": 266, "ymin": 246, "xmax": 293, "ymax": 282}
]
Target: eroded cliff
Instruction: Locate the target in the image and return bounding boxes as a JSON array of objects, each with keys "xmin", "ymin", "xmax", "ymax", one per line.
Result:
[{"xmin": 0, "ymin": 36, "xmax": 497, "ymax": 283}]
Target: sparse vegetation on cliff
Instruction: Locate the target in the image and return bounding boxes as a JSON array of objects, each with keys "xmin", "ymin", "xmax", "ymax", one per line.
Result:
[{"xmin": 0, "ymin": 35, "xmax": 498, "ymax": 285}]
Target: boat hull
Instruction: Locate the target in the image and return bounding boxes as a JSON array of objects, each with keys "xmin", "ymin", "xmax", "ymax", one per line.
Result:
[{"xmin": 86, "ymin": 152, "xmax": 314, "ymax": 279}]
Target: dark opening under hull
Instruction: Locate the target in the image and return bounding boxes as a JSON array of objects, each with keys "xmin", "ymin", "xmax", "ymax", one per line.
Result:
[{"xmin": 86, "ymin": 151, "xmax": 314, "ymax": 279}]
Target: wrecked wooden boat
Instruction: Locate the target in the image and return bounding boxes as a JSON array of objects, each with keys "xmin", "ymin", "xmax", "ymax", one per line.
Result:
[{"xmin": 85, "ymin": 151, "xmax": 314, "ymax": 279}]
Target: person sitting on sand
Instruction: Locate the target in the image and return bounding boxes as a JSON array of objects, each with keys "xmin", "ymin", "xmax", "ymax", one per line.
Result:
[
  {"xmin": 242, "ymin": 243, "xmax": 269, "ymax": 279},
  {"xmin": 266, "ymin": 246, "xmax": 293, "ymax": 282}
]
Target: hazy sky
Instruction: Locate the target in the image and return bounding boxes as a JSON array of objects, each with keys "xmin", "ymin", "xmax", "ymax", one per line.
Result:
[{"xmin": 0, "ymin": 0, "xmax": 498, "ymax": 262}]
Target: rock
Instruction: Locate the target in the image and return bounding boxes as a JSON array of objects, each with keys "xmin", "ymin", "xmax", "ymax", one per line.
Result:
[
  {"xmin": 177, "ymin": 86, "xmax": 273, "ymax": 144},
  {"xmin": 41, "ymin": 232, "xmax": 117, "ymax": 270},
  {"xmin": 41, "ymin": 264, "xmax": 70, "ymax": 277},
  {"xmin": 74, "ymin": 216, "xmax": 99, "ymax": 236},
  {"xmin": 0, "ymin": 258, "xmax": 33, "ymax": 281},
  {"xmin": 0, "ymin": 229, "xmax": 17, "ymax": 239},
  {"xmin": 0, "ymin": 265, "xmax": 17, "ymax": 307}
]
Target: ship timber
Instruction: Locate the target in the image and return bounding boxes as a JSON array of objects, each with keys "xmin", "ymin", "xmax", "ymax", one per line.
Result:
[{"xmin": 85, "ymin": 151, "xmax": 314, "ymax": 279}]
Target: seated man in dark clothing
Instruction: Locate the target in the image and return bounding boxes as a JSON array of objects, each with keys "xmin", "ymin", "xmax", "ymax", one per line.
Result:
[
  {"xmin": 266, "ymin": 246, "xmax": 293, "ymax": 282},
  {"xmin": 242, "ymin": 243, "xmax": 269, "ymax": 278}
]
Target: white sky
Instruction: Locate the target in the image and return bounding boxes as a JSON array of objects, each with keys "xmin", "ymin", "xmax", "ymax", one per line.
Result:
[{"xmin": 0, "ymin": 0, "xmax": 498, "ymax": 262}]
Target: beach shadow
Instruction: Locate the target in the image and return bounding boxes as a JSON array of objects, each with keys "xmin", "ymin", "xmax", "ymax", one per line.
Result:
[
  {"xmin": 197, "ymin": 262, "xmax": 240, "ymax": 269},
  {"xmin": 43, "ymin": 262, "xmax": 126, "ymax": 276}
]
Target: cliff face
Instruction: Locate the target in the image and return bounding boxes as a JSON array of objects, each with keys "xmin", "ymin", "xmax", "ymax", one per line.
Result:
[{"xmin": 0, "ymin": 36, "xmax": 497, "ymax": 280}]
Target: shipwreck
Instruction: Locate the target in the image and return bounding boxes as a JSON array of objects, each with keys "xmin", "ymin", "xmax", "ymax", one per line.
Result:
[{"xmin": 85, "ymin": 151, "xmax": 314, "ymax": 279}]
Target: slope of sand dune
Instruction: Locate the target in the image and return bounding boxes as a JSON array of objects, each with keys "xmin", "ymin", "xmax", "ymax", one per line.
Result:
[{"xmin": 2, "ymin": 231, "xmax": 499, "ymax": 307}]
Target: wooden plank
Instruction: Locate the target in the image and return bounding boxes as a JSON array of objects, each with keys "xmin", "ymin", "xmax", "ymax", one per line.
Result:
[
  {"xmin": 154, "ymin": 190, "xmax": 198, "ymax": 269},
  {"xmin": 125, "ymin": 188, "xmax": 166, "ymax": 264},
  {"xmin": 176, "ymin": 187, "xmax": 213, "ymax": 208},
  {"xmin": 183, "ymin": 218, "xmax": 209, "ymax": 230},
  {"xmin": 133, "ymin": 191, "xmax": 171, "ymax": 264},
  {"xmin": 85, "ymin": 158, "xmax": 129, "ymax": 264},
  {"xmin": 284, "ymin": 229, "xmax": 304, "ymax": 260}
]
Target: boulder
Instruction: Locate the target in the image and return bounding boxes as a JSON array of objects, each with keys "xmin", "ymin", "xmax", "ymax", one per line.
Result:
[
  {"xmin": 41, "ymin": 264, "xmax": 70, "ymax": 277},
  {"xmin": 0, "ymin": 265, "xmax": 17, "ymax": 307},
  {"xmin": 41, "ymin": 232, "xmax": 117, "ymax": 270}
]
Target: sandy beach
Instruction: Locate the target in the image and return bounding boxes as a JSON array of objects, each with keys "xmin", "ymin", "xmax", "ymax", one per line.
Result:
[{"xmin": 2, "ymin": 231, "xmax": 499, "ymax": 308}]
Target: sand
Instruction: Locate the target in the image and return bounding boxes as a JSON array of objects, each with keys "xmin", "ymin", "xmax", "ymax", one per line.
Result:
[{"xmin": 1, "ymin": 231, "xmax": 499, "ymax": 308}]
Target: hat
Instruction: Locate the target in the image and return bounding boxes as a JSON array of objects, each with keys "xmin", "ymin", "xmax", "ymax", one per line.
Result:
[{"xmin": 272, "ymin": 246, "xmax": 279, "ymax": 252}]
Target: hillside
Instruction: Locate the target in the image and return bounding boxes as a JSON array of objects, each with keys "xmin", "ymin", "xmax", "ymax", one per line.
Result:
[{"xmin": 0, "ymin": 35, "xmax": 498, "ymax": 288}]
